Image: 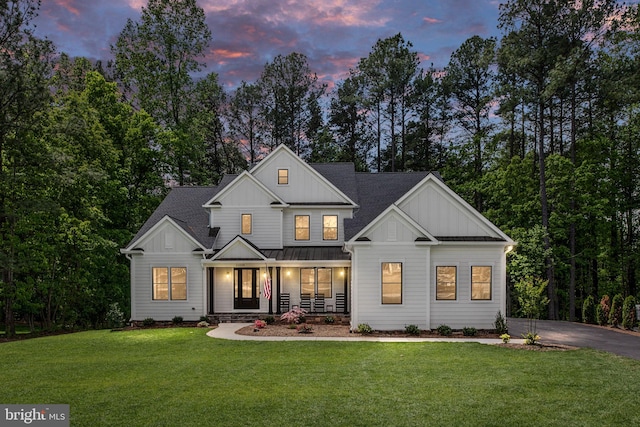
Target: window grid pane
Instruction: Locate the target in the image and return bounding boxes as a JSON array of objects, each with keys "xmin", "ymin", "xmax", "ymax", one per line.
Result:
[
  {"xmin": 381, "ymin": 262, "xmax": 402, "ymax": 304},
  {"xmin": 153, "ymin": 267, "xmax": 169, "ymax": 300},
  {"xmin": 471, "ymin": 266, "xmax": 492, "ymax": 300},
  {"xmin": 171, "ymin": 267, "xmax": 187, "ymax": 300},
  {"xmin": 278, "ymin": 169, "xmax": 288, "ymax": 185},
  {"xmin": 241, "ymin": 214, "xmax": 252, "ymax": 234},
  {"xmin": 317, "ymin": 268, "xmax": 332, "ymax": 298},
  {"xmin": 436, "ymin": 266, "xmax": 457, "ymax": 300},
  {"xmin": 323, "ymin": 215, "xmax": 338, "ymax": 240},
  {"xmin": 300, "ymin": 268, "xmax": 315, "ymax": 297},
  {"xmin": 295, "ymin": 215, "xmax": 310, "ymax": 240}
]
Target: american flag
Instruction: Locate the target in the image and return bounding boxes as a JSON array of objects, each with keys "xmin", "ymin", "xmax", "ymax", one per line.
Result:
[{"xmin": 263, "ymin": 270, "xmax": 271, "ymax": 300}]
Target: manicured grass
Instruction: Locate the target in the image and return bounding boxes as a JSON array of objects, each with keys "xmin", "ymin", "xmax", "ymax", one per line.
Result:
[{"xmin": 1, "ymin": 328, "xmax": 639, "ymax": 426}]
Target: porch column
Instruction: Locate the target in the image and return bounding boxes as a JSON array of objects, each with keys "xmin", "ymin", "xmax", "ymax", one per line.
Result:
[
  {"xmin": 343, "ymin": 267, "xmax": 348, "ymax": 314},
  {"xmin": 268, "ymin": 266, "xmax": 274, "ymax": 315},
  {"xmin": 208, "ymin": 267, "xmax": 215, "ymax": 315},
  {"xmin": 276, "ymin": 267, "xmax": 282, "ymax": 314}
]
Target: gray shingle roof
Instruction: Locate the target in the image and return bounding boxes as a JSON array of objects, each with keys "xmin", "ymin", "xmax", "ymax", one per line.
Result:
[
  {"xmin": 126, "ymin": 164, "xmax": 440, "ymax": 249},
  {"xmin": 310, "ymin": 162, "xmax": 359, "ymax": 204},
  {"xmin": 126, "ymin": 174, "xmax": 237, "ymax": 249},
  {"xmin": 343, "ymin": 172, "xmax": 430, "ymax": 240}
]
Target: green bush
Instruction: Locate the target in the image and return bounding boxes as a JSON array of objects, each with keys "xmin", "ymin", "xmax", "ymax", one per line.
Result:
[
  {"xmin": 199, "ymin": 316, "xmax": 208, "ymax": 322},
  {"xmin": 436, "ymin": 324, "xmax": 452, "ymax": 336},
  {"xmin": 172, "ymin": 316, "xmax": 183, "ymax": 325},
  {"xmin": 357, "ymin": 323, "xmax": 372, "ymax": 334},
  {"xmin": 595, "ymin": 304, "xmax": 605, "ymax": 326},
  {"xmin": 462, "ymin": 327, "xmax": 477, "ymax": 336},
  {"xmin": 265, "ymin": 316, "xmax": 275, "ymax": 325},
  {"xmin": 523, "ymin": 331, "xmax": 540, "ymax": 345},
  {"xmin": 599, "ymin": 295, "xmax": 611, "ymax": 325},
  {"xmin": 494, "ymin": 311, "xmax": 508, "ymax": 334},
  {"xmin": 582, "ymin": 295, "xmax": 596, "ymax": 324},
  {"xmin": 609, "ymin": 294, "xmax": 624, "ymax": 326},
  {"xmin": 142, "ymin": 318, "xmax": 155, "ymax": 327},
  {"xmin": 324, "ymin": 315, "xmax": 335, "ymax": 324},
  {"xmin": 621, "ymin": 296, "xmax": 637, "ymax": 330},
  {"xmin": 404, "ymin": 324, "xmax": 420, "ymax": 335}
]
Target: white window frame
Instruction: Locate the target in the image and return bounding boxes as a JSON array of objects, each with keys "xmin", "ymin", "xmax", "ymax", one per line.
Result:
[
  {"xmin": 152, "ymin": 266, "xmax": 187, "ymax": 301},
  {"xmin": 381, "ymin": 261, "xmax": 403, "ymax": 305}
]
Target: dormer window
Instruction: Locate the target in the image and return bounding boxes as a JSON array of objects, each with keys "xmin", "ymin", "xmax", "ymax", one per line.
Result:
[{"xmin": 278, "ymin": 169, "xmax": 289, "ymax": 185}]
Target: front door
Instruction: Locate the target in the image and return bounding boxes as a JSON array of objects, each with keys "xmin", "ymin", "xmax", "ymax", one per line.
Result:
[{"xmin": 234, "ymin": 268, "xmax": 259, "ymax": 309}]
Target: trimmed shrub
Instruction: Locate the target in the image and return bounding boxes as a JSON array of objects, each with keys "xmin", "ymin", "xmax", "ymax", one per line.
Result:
[
  {"xmin": 324, "ymin": 315, "xmax": 335, "ymax": 324},
  {"xmin": 405, "ymin": 324, "xmax": 421, "ymax": 336},
  {"xmin": 609, "ymin": 294, "xmax": 624, "ymax": 326},
  {"xmin": 142, "ymin": 317, "xmax": 155, "ymax": 327},
  {"xmin": 494, "ymin": 311, "xmax": 508, "ymax": 335},
  {"xmin": 462, "ymin": 327, "xmax": 477, "ymax": 336},
  {"xmin": 622, "ymin": 296, "xmax": 637, "ymax": 330},
  {"xmin": 436, "ymin": 324, "xmax": 452, "ymax": 336},
  {"xmin": 172, "ymin": 316, "xmax": 183, "ymax": 325},
  {"xmin": 265, "ymin": 316, "xmax": 275, "ymax": 325},
  {"xmin": 595, "ymin": 304, "xmax": 605, "ymax": 326},
  {"xmin": 199, "ymin": 316, "xmax": 208, "ymax": 322},
  {"xmin": 582, "ymin": 295, "xmax": 596, "ymax": 324},
  {"xmin": 599, "ymin": 295, "xmax": 611, "ymax": 326}
]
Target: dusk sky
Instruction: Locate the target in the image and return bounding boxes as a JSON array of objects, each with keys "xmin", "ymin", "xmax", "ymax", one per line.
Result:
[{"xmin": 34, "ymin": 0, "xmax": 505, "ymax": 90}]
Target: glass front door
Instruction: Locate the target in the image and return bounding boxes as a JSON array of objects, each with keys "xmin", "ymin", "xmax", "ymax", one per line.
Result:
[{"xmin": 234, "ymin": 268, "xmax": 259, "ymax": 309}]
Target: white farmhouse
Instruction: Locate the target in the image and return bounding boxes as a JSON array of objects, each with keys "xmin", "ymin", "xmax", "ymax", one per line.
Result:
[{"xmin": 122, "ymin": 144, "xmax": 514, "ymax": 330}]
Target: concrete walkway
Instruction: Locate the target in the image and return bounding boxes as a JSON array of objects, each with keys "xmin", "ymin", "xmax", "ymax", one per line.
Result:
[
  {"xmin": 207, "ymin": 323, "xmax": 520, "ymax": 344},
  {"xmin": 508, "ymin": 317, "xmax": 640, "ymax": 360}
]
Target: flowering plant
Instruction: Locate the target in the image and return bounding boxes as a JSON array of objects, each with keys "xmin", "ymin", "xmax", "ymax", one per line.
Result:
[
  {"xmin": 280, "ymin": 307, "xmax": 308, "ymax": 324},
  {"xmin": 254, "ymin": 319, "xmax": 266, "ymax": 329},
  {"xmin": 500, "ymin": 333, "xmax": 511, "ymax": 343}
]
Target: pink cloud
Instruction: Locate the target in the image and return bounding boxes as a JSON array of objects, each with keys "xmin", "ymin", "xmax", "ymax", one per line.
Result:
[
  {"xmin": 54, "ymin": 0, "xmax": 80, "ymax": 16},
  {"xmin": 423, "ymin": 16, "xmax": 442, "ymax": 24}
]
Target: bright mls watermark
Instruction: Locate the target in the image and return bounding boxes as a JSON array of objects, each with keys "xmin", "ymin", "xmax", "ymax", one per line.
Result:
[{"xmin": 1, "ymin": 405, "xmax": 69, "ymax": 426}]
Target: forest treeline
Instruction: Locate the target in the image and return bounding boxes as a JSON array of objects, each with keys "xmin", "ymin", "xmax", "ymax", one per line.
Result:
[{"xmin": 1, "ymin": 0, "xmax": 639, "ymax": 335}]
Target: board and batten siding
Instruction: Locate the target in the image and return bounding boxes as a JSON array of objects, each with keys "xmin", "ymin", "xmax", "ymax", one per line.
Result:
[
  {"xmin": 351, "ymin": 244, "xmax": 430, "ymax": 330},
  {"xmin": 253, "ymin": 150, "xmax": 348, "ymax": 204},
  {"xmin": 212, "ymin": 205, "xmax": 282, "ymax": 250},
  {"xmin": 397, "ymin": 182, "xmax": 498, "ymax": 237},
  {"xmin": 430, "ymin": 246, "xmax": 506, "ymax": 329}
]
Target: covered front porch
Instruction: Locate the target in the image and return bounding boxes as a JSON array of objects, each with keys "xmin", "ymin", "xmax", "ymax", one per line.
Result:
[{"xmin": 204, "ymin": 245, "xmax": 351, "ymax": 318}]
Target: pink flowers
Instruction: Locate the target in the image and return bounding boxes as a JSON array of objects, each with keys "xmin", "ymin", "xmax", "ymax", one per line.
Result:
[
  {"xmin": 254, "ymin": 319, "xmax": 266, "ymax": 329},
  {"xmin": 280, "ymin": 307, "xmax": 308, "ymax": 324}
]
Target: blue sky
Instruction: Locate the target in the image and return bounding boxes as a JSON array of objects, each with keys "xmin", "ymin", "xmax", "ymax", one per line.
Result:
[{"xmin": 34, "ymin": 0, "xmax": 503, "ymax": 90}]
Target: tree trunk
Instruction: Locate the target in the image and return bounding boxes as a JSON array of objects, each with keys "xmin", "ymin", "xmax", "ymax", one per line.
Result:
[{"xmin": 538, "ymin": 98, "xmax": 556, "ymax": 320}]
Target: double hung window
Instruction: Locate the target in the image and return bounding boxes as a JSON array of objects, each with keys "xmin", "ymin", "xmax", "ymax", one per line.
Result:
[{"xmin": 152, "ymin": 267, "xmax": 187, "ymax": 300}]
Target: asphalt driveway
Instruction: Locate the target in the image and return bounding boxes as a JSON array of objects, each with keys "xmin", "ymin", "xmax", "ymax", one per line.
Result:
[{"xmin": 508, "ymin": 317, "xmax": 640, "ymax": 360}]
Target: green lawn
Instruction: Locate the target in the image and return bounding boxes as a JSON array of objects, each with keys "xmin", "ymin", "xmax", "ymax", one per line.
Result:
[{"xmin": 1, "ymin": 328, "xmax": 639, "ymax": 426}]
